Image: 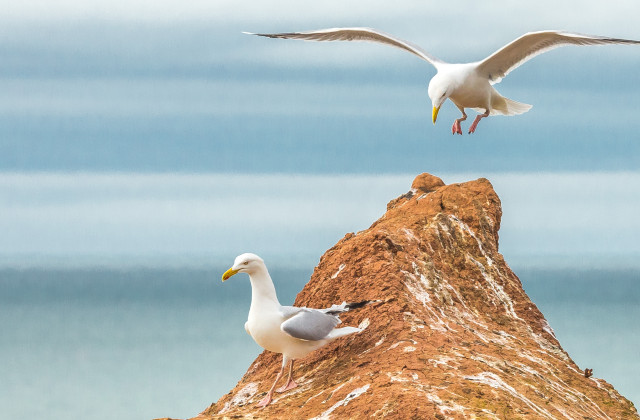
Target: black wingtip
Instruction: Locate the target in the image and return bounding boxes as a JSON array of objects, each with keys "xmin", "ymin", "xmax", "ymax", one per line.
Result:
[{"xmin": 345, "ymin": 300, "xmax": 377, "ymax": 311}]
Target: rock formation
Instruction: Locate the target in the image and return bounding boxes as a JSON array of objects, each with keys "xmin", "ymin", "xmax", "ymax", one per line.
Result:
[{"xmin": 187, "ymin": 173, "xmax": 638, "ymax": 419}]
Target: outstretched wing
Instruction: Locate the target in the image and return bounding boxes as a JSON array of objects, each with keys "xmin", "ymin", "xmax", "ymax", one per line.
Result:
[
  {"xmin": 245, "ymin": 27, "xmax": 444, "ymax": 68},
  {"xmin": 476, "ymin": 30, "xmax": 640, "ymax": 84},
  {"xmin": 280, "ymin": 307, "xmax": 340, "ymax": 341}
]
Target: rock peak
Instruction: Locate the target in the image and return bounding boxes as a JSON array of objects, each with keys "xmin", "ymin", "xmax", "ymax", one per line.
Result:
[
  {"xmin": 410, "ymin": 172, "xmax": 445, "ymax": 193},
  {"xmin": 189, "ymin": 173, "xmax": 637, "ymax": 420}
]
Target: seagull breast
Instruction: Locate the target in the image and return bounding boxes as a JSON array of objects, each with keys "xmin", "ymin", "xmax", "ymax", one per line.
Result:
[{"xmin": 436, "ymin": 63, "xmax": 493, "ymax": 110}]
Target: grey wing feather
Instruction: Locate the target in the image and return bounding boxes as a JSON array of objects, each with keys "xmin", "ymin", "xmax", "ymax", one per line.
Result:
[
  {"xmin": 280, "ymin": 308, "xmax": 340, "ymax": 341},
  {"xmin": 476, "ymin": 30, "xmax": 640, "ymax": 84},
  {"xmin": 279, "ymin": 305, "xmax": 305, "ymax": 319},
  {"xmin": 245, "ymin": 27, "xmax": 444, "ymax": 67}
]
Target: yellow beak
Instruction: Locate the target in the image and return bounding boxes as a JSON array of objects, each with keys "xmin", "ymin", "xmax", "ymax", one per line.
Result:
[
  {"xmin": 222, "ymin": 267, "xmax": 239, "ymax": 282},
  {"xmin": 432, "ymin": 106, "xmax": 440, "ymax": 124}
]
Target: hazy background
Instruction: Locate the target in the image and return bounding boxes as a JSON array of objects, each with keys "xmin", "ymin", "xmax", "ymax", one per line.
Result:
[{"xmin": 1, "ymin": 1, "xmax": 639, "ymax": 419}]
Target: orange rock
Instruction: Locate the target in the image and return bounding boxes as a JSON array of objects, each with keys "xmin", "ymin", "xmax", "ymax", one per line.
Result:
[{"xmin": 188, "ymin": 173, "xmax": 638, "ymax": 419}]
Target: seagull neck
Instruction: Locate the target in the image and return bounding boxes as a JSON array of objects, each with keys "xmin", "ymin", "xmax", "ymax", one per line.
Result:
[{"xmin": 248, "ymin": 267, "xmax": 280, "ymax": 306}]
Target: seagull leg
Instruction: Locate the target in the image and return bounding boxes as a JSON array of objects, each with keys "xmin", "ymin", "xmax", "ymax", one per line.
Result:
[
  {"xmin": 257, "ymin": 356, "xmax": 289, "ymax": 407},
  {"xmin": 276, "ymin": 359, "xmax": 298, "ymax": 393},
  {"xmin": 468, "ymin": 109, "xmax": 490, "ymax": 134},
  {"xmin": 452, "ymin": 108, "xmax": 466, "ymax": 135}
]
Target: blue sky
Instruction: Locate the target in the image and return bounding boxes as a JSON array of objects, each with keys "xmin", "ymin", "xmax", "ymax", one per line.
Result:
[
  {"xmin": 1, "ymin": 0, "xmax": 640, "ymax": 264},
  {"xmin": 3, "ymin": 172, "xmax": 640, "ymax": 269}
]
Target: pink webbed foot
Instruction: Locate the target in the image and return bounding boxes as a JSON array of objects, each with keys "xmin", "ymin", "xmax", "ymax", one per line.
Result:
[
  {"xmin": 468, "ymin": 118, "xmax": 481, "ymax": 134},
  {"xmin": 276, "ymin": 379, "xmax": 298, "ymax": 393},
  {"xmin": 451, "ymin": 120, "xmax": 463, "ymax": 135},
  {"xmin": 257, "ymin": 393, "xmax": 272, "ymax": 408},
  {"xmin": 468, "ymin": 110, "xmax": 490, "ymax": 134}
]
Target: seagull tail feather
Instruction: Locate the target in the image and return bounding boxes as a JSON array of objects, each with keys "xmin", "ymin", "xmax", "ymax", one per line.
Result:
[
  {"xmin": 503, "ymin": 98, "xmax": 533, "ymax": 115},
  {"xmin": 486, "ymin": 96, "xmax": 533, "ymax": 116}
]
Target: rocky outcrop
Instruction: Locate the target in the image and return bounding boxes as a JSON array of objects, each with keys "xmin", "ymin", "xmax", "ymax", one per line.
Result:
[{"xmin": 192, "ymin": 173, "xmax": 638, "ymax": 419}]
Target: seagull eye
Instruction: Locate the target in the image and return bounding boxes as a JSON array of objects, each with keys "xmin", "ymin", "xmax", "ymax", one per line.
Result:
[{"xmin": 243, "ymin": 261, "xmax": 249, "ymax": 265}]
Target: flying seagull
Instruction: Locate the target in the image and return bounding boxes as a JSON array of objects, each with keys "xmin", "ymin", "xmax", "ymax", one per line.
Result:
[
  {"xmin": 245, "ymin": 28, "xmax": 640, "ymax": 134},
  {"xmin": 222, "ymin": 253, "xmax": 368, "ymax": 407}
]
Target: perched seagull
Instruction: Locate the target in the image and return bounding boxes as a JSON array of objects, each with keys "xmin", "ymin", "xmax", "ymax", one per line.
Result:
[
  {"xmin": 245, "ymin": 28, "xmax": 640, "ymax": 134},
  {"xmin": 222, "ymin": 253, "xmax": 367, "ymax": 407}
]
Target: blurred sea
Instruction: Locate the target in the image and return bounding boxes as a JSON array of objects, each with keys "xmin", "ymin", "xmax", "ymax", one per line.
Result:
[{"xmin": 1, "ymin": 265, "xmax": 638, "ymax": 420}]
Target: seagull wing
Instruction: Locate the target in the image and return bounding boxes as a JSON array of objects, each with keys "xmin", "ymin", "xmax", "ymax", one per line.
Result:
[
  {"xmin": 280, "ymin": 306, "xmax": 340, "ymax": 341},
  {"xmin": 245, "ymin": 27, "xmax": 444, "ymax": 68},
  {"xmin": 476, "ymin": 30, "xmax": 640, "ymax": 84}
]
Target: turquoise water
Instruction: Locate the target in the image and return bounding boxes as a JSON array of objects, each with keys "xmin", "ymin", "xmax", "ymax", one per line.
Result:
[{"xmin": 1, "ymin": 267, "xmax": 638, "ymax": 419}]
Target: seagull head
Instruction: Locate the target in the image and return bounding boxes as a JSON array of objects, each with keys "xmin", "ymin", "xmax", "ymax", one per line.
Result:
[
  {"xmin": 427, "ymin": 74, "xmax": 451, "ymax": 124},
  {"xmin": 222, "ymin": 253, "xmax": 265, "ymax": 281}
]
